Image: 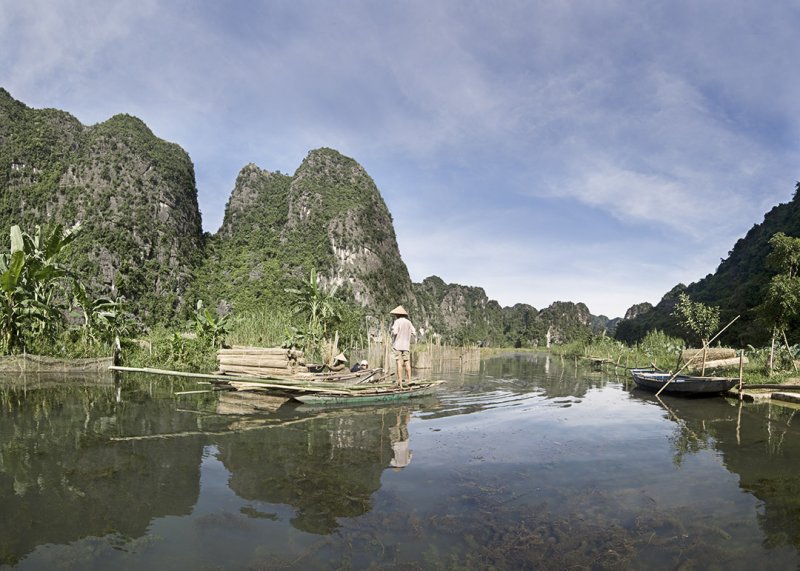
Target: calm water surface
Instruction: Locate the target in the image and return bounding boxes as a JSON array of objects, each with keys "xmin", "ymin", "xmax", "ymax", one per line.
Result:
[{"xmin": 2, "ymin": 353, "xmax": 800, "ymax": 570}]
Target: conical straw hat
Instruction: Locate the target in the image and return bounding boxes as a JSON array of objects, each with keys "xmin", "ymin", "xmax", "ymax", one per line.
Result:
[{"xmin": 390, "ymin": 305, "xmax": 408, "ymax": 316}]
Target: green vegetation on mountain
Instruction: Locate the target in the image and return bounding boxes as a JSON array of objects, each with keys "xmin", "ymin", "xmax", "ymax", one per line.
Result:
[
  {"xmin": 0, "ymin": 88, "xmax": 204, "ymax": 327},
  {"xmin": 412, "ymin": 276, "xmax": 504, "ymax": 345},
  {"xmin": 500, "ymin": 303, "xmax": 545, "ymax": 348},
  {"xmin": 615, "ymin": 183, "xmax": 800, "ymax": 347},
  {"xmin": 190, "ymin": 165, "xmax": 294, "ymax": 312},
  {"xmin": 539, "ymin": 301, "xmax": 594, "ymax": 345},
  {"xmin": 190, "ymin": 149, "xmax": 412, "ymax": 325}
]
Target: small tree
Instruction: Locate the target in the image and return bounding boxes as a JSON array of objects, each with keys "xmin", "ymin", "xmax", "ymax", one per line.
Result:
[
  {"xmin": 672, "ymin": 292, "xmax": 720, "ymax": 347},
  {"xmin": 672, "ymin": 293, "xmax": 720, "ymax": 374},
  {"xmin": 759, "ymin": 232, "xmax": 800, "ymax": 372}
]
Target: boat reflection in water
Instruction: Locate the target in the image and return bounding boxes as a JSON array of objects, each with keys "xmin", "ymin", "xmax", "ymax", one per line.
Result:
[{"xmin": 637, "ymin": 388, "xmax": 800, "ymax": 551}]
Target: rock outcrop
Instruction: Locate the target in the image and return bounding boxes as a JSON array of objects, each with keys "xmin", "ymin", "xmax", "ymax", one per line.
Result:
[{"xmin": 0, "ymin": 89, "xmax": 204, "ymax": 323}]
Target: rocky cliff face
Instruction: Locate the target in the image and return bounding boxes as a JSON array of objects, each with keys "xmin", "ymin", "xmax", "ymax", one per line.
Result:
[
  {"xmin": 286, "ymin": 148, "xmax": 413, "ymax": 311},
  {"xmin": 194, "ymin": 149, "xmax": 414, "ymax": 316},
  {"xmin": 623, "ymin": 302, "xmax": 654, "ymax": 321},
  {"xmin": 412, "ymin": 276, "xmax": 503, "ymax": 343},
  {"xmin": 0, "ymin": 89, "xmax": 204, "ymax": 323}
]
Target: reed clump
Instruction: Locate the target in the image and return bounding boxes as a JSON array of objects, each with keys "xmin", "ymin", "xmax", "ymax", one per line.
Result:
[{"xmin": 551, "ymin": 330, "xmax": 800, "ymax": 384}]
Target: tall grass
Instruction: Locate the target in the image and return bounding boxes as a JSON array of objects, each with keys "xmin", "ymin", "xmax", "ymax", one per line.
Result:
[
  {"xmin": 554, "ymin": 330, "xmax": 686, "ymax": 370},
  {"xmin": 122, "ymin": 308, "xmax": 297, "ymax": 372},
  {"xmin": 552, "ymin": 330, "xmax": 800, "ymax": 384},
  {"xmin": 226, "ymin": 307, "xmax": 295, "ymax": 348}
]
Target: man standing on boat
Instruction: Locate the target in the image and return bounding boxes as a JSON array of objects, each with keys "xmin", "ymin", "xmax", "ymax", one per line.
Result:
[{"xmin": 390, "ymin": 305, "xmax": 416, "ymax": 388}]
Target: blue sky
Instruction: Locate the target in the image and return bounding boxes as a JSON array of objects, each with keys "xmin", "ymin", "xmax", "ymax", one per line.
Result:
[{"xmin": 2, "ymin": 1, "xmax": 798, "ymax": 318}]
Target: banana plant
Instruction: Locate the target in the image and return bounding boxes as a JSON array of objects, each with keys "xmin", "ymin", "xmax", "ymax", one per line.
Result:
[
  {"xmin": 0, "ymin": 249, "xmax": 28, "ymax": 353},
  {"xmin": 0, "ymin": 223, "xmax": 80, "ymax": 354},
  {"xmin": 284, "ymin": 268, "xmax": 342, "ymax": 357},
  {"xmin": 72, "ymin": 282, "xmax": 131, "ymax": 345},
  {"xmin": 194, "ymin": 300, "xmax": 231, "ymax": 349}
]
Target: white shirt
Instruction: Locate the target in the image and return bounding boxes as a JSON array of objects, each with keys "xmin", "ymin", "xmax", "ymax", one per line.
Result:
[{"xmin": 391, "ymin": 316, "xmax": 416, "ymax": 351}]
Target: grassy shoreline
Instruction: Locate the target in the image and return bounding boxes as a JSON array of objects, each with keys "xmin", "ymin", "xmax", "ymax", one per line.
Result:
[{"xmin": 548, "ymin": 331, "xmax": 800, "ymax": 385}]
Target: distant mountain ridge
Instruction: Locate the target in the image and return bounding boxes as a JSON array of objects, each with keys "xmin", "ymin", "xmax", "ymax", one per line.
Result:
[
  {"xmin": 615, "ymin": 184, "xmax": 800, "ymax": 346},
  {"xmin": 0, "ymin": 88, "xmax": 620, "ymax": 345}
]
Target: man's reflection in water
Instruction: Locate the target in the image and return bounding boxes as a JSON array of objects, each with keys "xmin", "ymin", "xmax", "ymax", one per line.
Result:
[{"xmin": 389, "ymin": 410, "xmax": 412, "ymax": 468}]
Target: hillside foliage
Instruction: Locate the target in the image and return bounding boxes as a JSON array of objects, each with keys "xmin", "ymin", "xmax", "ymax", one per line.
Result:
[
  {"xmin": 615, "ymin": 183, "xmax": 800, "ymax": 347},
  {"xmin": 0, "ymin": 89, "xmax": 204, "ymax": 328}
]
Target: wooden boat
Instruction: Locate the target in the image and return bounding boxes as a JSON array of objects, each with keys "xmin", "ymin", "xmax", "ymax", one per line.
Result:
[
  {"xmin": 630, "ymin": 368, "xmax": 739, "ymax": 396},
  {"xmin": 293, "ymin": 380, "xmax": 445, "ymax": 405}
]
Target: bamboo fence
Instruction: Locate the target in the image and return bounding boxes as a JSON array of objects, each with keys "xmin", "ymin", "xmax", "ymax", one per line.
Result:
[{"xmin": 351, "ymin": 325, "xmax": 481, "ymax": 375}]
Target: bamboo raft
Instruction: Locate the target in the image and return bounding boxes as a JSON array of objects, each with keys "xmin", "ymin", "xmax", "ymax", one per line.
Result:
[
  {"xmin": 108, "ymin": 345, "xmax": 445, "ymax": 406},
  {"xmin": 216, "ymin": 345, "xmax": 396, "ymax": 385}
]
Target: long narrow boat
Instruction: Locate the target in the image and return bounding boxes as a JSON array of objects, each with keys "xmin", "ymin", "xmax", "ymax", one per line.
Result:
[
  {"xmin": 630, "ymin": 368, "xmax": 739, "ymax": 396},
  {"xmin": 293, "ymin": 380, "xmax": 445, "ymax": 405}
]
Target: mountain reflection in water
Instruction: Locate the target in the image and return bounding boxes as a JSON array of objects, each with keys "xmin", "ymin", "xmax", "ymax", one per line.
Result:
[
  {"xmin": 1, "ymin": 355, "xmax": 800, "ymax": 569},
  {"xmin": 640, "ymin": 389, "xmax": 800, "ymax": 551},
  {"xmin": 215, "ymin": 405, "xmax": 413, "ymax": 535}
]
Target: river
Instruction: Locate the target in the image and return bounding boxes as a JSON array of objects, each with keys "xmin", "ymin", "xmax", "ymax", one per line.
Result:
[{"xmin": 1, "ymin": 352, "xmax": 799, "ymax": 570}]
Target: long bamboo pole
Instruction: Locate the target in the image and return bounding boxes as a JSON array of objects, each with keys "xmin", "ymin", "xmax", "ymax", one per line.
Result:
[
  {"xmin": 228, "ymin": 381, "xmax": 351, "ymax": 395},
  {"xmin": 655, "ymin": 315, "xmax": 740, "ymax": 397},
  {"xmin": 782, "ymin": 330, "xmax": 799, "ymax": 372},
  {"xmin": 738, "ymin": 351, "xmax": 744, "ymax": 400}
]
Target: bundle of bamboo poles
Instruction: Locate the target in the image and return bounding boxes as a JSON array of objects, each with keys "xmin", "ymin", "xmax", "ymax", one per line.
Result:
[
  {"xmin": 680, "ymin": 348, "xmax": 747, "ymax": 370},
  {"xmin": 217, "ymin": 346, "xmax": 307, "ymax": 378}
]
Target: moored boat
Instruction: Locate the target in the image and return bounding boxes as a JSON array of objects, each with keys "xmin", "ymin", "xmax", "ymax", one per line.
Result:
[
  {"xmin": 630, "ymin": 368, "xmax": 739, "ymax": 396},
  {"xmin": 293, "ymin": 380, "xmax": 445, "ymax": 405}
]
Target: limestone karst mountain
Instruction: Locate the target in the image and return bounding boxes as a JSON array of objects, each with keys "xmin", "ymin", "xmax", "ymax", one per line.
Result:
[
  {"xmin": 0, "ymin": 88, "xmax": 203, "ymax": 323},
  {"xmin": 191, "ymin": 148, "xmax": 414, "ymax": 317},
  {"xmin": 0, "ymin": 88, "xmax": 608, "ymax": 345}
]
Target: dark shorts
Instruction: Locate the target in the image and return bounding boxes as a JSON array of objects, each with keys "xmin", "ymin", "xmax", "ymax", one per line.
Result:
[{"xmin": 393, "ymin": 349, "xmax": 410, "ymax": 363}]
